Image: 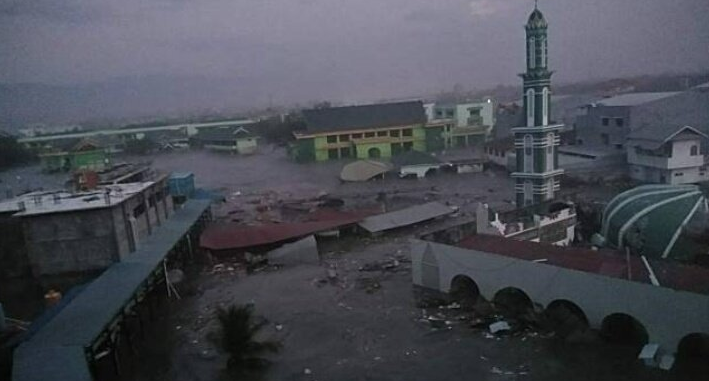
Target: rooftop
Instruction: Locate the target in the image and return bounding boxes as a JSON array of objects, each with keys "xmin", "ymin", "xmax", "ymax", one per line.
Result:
[
  {"xmin": 594, "ymin": 92, "xmax": 680, "ymax": 107},
  {"xmin": 301, "ymin": 101, "xmax": 426, "ymax": 134},
  {"xmin": 0, "ymin": 180, "xmax": 162, "ymax": 217},
  {"xmin": 457, "ymin": 234, "xmax": 709, "ymax": 295}
]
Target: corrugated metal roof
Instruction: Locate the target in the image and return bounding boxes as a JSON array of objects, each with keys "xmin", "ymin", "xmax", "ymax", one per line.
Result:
[
  {"xmin": 201, "ymin": 210, "xmax": 374, "ymax": 251},
  {"xmin": 302, "ymin": 101, "xmax": 426, "ymax": 134},
  {"xmin": 358, "ymin": 202, "xmax": 454, "ymax": 233},
  {"xmin": 596, "ymin": 92, "xmax": 680, "ymax": 107},
  {"xmin": 391, "ymin": 151, "xmax": 440, "ymax": 167},
  {"xmin": 457, "ymin": 234, "xmax": 709, "ymax": 295},
  {"xmin": 12, "ymin": 199, "xmax": 211, "ymax": 381}
]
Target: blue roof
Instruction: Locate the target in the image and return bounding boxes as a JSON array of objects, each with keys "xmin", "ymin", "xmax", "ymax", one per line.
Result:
[
  {"xmin": 12, "ymin": 199, "xmax": 211, "ymax": 381},
  {"xmin": 169, "ymin": 172, "xmax": 194, "ymax": 179}
]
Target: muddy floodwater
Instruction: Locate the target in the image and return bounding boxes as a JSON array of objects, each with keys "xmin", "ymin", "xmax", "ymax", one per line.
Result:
[{"xmin": 3, "ymin": 147, "xmax": 691, "ymax": 381}]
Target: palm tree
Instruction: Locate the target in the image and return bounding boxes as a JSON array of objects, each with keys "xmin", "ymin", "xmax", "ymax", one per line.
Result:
[{"xmin": 213, "ymin": 304, "xmax": 281, "ymax": 371}]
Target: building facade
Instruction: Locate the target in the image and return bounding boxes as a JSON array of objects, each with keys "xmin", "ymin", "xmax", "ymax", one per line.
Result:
[
  {"xmin": 511, "ymin": 6, "xmax": 564, "ymax": 207},
  {"xmin": 39, "ymin": 138, "xmax": 109, "ymax": 173},
  {"xmin": 424, "ymin": 101, "xmax": 494, "ymax": 149},
  {"xmin": 0, "ymin": 177, "xmax": 174, "ymax": 276},
  {"xmin": 191, "ymin": 126, "xmax": 258, "ymax": 154},
  {"xmin": 293, "ymin": 101, "xmax": 435, "ymax": 162},
  {"xmin": 627, "ymin": 126, "xmax": 708, "ymax": 184}
]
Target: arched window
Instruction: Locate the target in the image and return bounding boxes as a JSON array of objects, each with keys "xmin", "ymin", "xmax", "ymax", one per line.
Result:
[
  {"xmin": 528, "ymin": 37, "xmax": 536, "ymax": 69},
  {"xmin": 524, "ymin": 134, "xmax": 533, "ymax": 172},
  {"xmin": 526, "ymin": 89, "xmax": 535, "ymax": 127},
  {"xmin": 539, "ymin": 37, "xmax": 546, "ymax": 68},
  {"xmin": 546, "ymin": 132, "xmax": 555, "ymax": 171},
  {"xmin": 542, "ymin": 87, "xmax": 549, "ymax": 126},
  {"xmin": 524, "ymin": 181, "xmax": 533, "ymax": 206}
]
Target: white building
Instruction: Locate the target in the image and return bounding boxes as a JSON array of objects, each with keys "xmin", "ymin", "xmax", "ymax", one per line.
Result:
[
  {"xmin": 424, "ymin": 100, "xmax": 494, "ymax": 148},
  {"xmin": 627, "ymin": 125, "xmax": 708, "ymax": 185}
]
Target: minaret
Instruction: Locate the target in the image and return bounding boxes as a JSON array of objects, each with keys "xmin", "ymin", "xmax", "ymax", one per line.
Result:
[{"xmin": 511, "ymin": 3, "xmax": 564, "ymax": 208}]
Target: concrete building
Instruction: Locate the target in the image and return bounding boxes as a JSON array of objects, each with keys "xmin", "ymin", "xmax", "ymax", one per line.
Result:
[
  {"xmin": 0, "ymin": 177, "xmax": 173, "ymax": 276},
  {"xmin": 476, "ymin": 201, "xmax": 577, "ymax": 246},
  {"xmin": 627, "ymin": 126, "xmax": 709, "ymax": 184},
  {"xmin": 574, "ymin": 92, "xmax": 681, "ymax": 149},
  {"xmin": 510, "ymin": 6, "xmax": 564, "ymax": 207},
  {"xmin": 484, "ymin": 136, "xmax": 516, "ymax": 170},
  {"xmin": 412, "ymin": 235, "xmax": 709, "ymax": 356},
  {"xmin": 191, "ymin": 126, "xmax": 258, "ymax": 154},
  {"xmin": 292, "ymin": 101, "xmax": 431, "ymax": 162},
  {"xmin": 424, "ymin": 101, "xmax": 493, "ymax": 148}
]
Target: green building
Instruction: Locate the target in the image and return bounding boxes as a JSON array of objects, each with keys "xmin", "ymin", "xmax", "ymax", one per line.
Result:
[
  {"xmin": 292, "ymin": 101, "xmax": 444, "ymax": 162},
  {"xmin": 39, "ymin": 138, "xmax": 109, "ymax": 173},
  {"xmin": 511, "ymin": 5, "xmax": 564, "ymax": 207}
]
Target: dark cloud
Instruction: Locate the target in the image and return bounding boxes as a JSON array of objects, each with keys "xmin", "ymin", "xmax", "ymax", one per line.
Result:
[{"xmin": 0, "ymin": 0, "xmax": 707, "ymax": 111}]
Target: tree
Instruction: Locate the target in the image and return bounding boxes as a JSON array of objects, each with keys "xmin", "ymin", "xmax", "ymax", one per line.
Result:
[
  {"xmin": 212, "ymin": 304, "xmax": 281, "ymax": 372},
  {"xmin": 0, "ymin": 135, "xmax": 35, "ymax": 170}
]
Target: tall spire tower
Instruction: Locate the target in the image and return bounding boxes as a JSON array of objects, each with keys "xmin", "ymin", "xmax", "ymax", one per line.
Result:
[{"xmin": 511, "ymin": 4, "xmax": 564, "ymax": 208}]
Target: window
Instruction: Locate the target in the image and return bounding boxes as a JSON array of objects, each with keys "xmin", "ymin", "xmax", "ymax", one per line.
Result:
[
  {"xmin": 601, "ymin": 133, "xmax": 610, "ymax": 145},
  {"xmin": 436, "ymin": 110, "xmax": 443, "ymax": 118},
  {"xmin": 133, "ymin": 203, "xmax": 145, "ymax": 218},
  {"xmin": 148, "ymin": 194, "xmax": 156, "ymax": 207},
  {"xmin": 601, "ymin": 118, "xmax": 610, "ymax": 126},
  {"xmin": 615, "ymin": 144, "xmax": 624, "ymax": 150},
  {"xmin": 542, "ymin": 87, "xmax": 549, "ymax": 126},
  {"xmin": 352, "ymin": 133, "xmax": 362, "ymax": 139},
  {"xmin": 365, "ymin": 132, "xmax": 375, "ymax": 138},
  {"xmin": 524, "ymin": 181, "xmax": 533, "ymax": 206},
  {"xmin": 615, "ymin": 118, "xmax": 624, "ymax": 127},
  {"xmin": 339, "ymin": 134, "xmax": 350, "ymax": 142},
  {"xmin": 468, "ymin": 108, "xmax": 481, "ymax": 116},
  {"xmin": 390, "ymin": 130, "xmax": 400, "ymax": 137},
  {"xmin": 403, "ymin": 142, "xmax": 413, "ymax": 151},
  {"xmin": 446, "ymin": 110, "xmax": 454, "ymax": 118},
  {"xmin": 526, "ymin": 89, "xmax": 535, "ymax": 126},
  {"xmin": 674, "ymin": 172, "xmax": 684, "ymax": 177},
  {"xmin": 528, "ymin": 37, "xmax": 536, "ymax": 69},
  {"xmin": 156, "ymin": 190, "xmax": 164, "ymax": 202},
  {"xmin": 340, "ymin": 147, "xmax": 351, "ymax": 158},
  {"xmin": 577, "ymin": 139, "xmax": 584, "ymax": 145},
  {"xmin": 524, "ymin": 134, "xmax": 533, "ymax": 172},
  {"xmin": 546, "ymin": 133, "xmax": 554, "ymax": 171},
  {"xmin": 377, "ymin": 131, "xmax": 387, "ymax": 137},
  {"xmin": 391, "ymin": 143, "xmax": 402, "ymax": 155},
  {"xmin": 691, "ymin": 145, "xmax": 698, "ymax": 156},
  {"xmin": 327, "ymin": 135, "xmax": 337, "ymax": 143},
  {"xmin": 539, "ymin": 37, "xmax": 546, "ymax": 67},
  {"xmin": 402, "ymin": 129, "xmax": 413, "ymax": 137},
  {"xmin": 328, "ymin": 149, "xmax": 338, "ymax": 160}
]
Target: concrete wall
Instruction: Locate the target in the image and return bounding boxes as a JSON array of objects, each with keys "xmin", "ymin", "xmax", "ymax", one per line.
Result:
[
  {"xmin": 23, "ymin": 208, "xmax": 119, "ymax": 275},
  {"xmin": 411, "ymin": 239, "xmax": 709, "ymax": 352},
  {"xmin": 0, "ymin": 213, "xmax": 30, "ymax": 278},
  {"xmin": 575, "ymin": 106, "xmax": 631, "ymax": 148}
]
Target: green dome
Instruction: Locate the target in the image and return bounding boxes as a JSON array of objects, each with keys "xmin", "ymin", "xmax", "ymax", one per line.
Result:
[
  {"xmin": 601, "ymin": 185, "xmax": 707, "ymax": 259},
  {"xmin": 526, "ymin": 8, "xmax": 548, "ymax": 29}
]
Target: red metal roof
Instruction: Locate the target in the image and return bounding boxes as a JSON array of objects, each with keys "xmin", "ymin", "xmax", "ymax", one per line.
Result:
[
  {"xmin": 457, "ymin": 234, "xmax": 709, "ymax": 295},
  {"xmin": 201, "ymin": 209, "xmax": 375, "ymax": 251}
]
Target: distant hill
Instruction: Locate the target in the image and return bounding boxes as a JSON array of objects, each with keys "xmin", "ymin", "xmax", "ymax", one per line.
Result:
[
  {"xmin": 2, "ymin": 72, "xmax": 708, "ymax": 132},
  {"xmin": 0, "ymin": 75, "xmax": 261, "ymax": 131}
]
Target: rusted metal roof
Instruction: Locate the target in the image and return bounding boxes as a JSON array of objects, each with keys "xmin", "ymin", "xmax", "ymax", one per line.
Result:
[
  {"xmin": 457, "ymin": 234, "xmax": 709, "ymax": 295},
  {"xmin": 201, "ymin": 211, "xmax": 372, "ymax": 251}
]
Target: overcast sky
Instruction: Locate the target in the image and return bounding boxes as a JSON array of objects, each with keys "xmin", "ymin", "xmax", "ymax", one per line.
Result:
[{"xmin": 1, "ymin": 0, "xmax": 708, "ymax": 105}]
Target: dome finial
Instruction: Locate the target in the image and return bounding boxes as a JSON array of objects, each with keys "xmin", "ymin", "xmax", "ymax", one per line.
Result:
[{"xmin": 535, "ymin": 0, "xmax": 538, "ymax": 10}]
